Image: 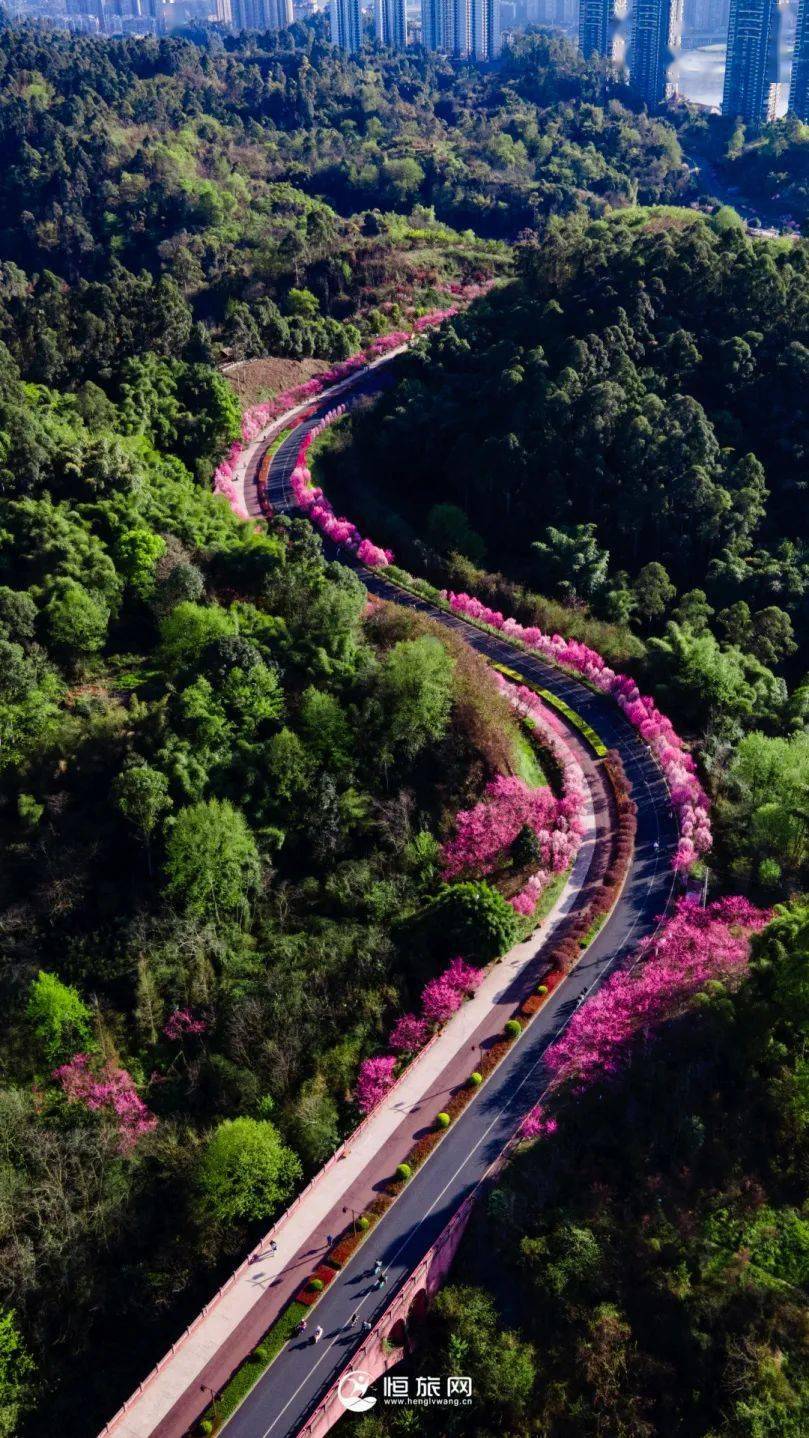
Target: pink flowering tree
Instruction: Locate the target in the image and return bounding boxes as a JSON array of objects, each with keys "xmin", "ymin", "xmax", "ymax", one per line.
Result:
[
  {"xmin": 420, "ymin": 957, "xmax": 484, "ymax": 1023},
  {"xmin": 163, "ymin": 1009, "xmax": 208, "ymax": 1042},
  {"xmin": 356, "ymin": 1055, "xmax": 397, "ymax": 1114},
  {"xmin": 388, "ymin": 1013, "xmax": 431, "ymax": 1054},
  {"xmin": 489, "ymin": 672, "xmax": 590, "ymax": 917},
  {"xmin": 442, "ymin": 769, "xmax": 585, "ymax": 920},
  {"xmin": 54, "ymin": 1053, "xmax": 158, "ymax": 1155},
  {"xmin": 443, "ymin": 590, "xmax": 712, "ymax": 871},
  {"xmin": 520, "ymin": 895, "xmax": 769, "ymax": 1138},
  {"xmin": 444, "ymin": 956, "xmax": 485, "ymax": 995},
  {"xmin": 421, "ymin": 975, "xmax": 464, "ymax": 1023}
]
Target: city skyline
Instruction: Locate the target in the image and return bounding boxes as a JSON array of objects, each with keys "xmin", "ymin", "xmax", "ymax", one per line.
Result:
[{"xmin": 5, "ymin": 0, "xmax": 808, "ymax": 124}]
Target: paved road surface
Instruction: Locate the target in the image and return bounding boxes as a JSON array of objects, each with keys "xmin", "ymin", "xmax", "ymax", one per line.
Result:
[{"xmin": 221, "ymin": 387, "xmax": 679, "ymax": 1438}]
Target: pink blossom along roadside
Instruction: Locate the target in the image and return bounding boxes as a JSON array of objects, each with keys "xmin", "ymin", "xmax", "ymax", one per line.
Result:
[
  {"xmin": 291, "ymin": 408, "xmax": 394, "ymax": 569},
  {"xmin": 356, "ymin": 957, "xmax": 484, "ymax": 1114},
  {"xmin": 501, "ymin": 677, "xmax": 590, "ymax": 915},
  {"xmin": 212, "ymin": 310, "xmax": 458, "ymax": 523},
  {"xmin": 520, "ymin": 894, "xmax": 770, "ymax": 1139},
  {"xmin": 442, "ymin": 774, "xmax": 583, "ymax": 909},
  {"xmin": 236, "ymin": 335, "xmax": 711, "ymax": 871},
  {"xmin": 443, "ymin": 590, "xmax": 712, "ymax": 872}
]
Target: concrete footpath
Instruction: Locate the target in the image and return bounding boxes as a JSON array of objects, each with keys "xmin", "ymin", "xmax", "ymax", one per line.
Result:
[{"xmin": 101, "ymin": 745, "xmax": 606, "ymax": 1438}]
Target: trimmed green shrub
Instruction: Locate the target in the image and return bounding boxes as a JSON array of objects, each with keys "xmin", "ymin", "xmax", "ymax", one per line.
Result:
[
  {"xmin": 200, "ymin": 1422, "xmax": 213, "ymax": 1436},
  {"xmin": 436, "ymin": 1111, "xmax": 451, "ymax": 1128},
  {"xmin": 469, "ymin": 1071, "xmax": 483, "ymax": 1086},
  {"xmin": 396, "ymin": 1162, "xmax": 413, "ymax": 1180},
  {"xmin": 309, "ymin": 1277, "xmax": 324, "ymax": 1292},
  {"xmin": 358, "ymin": 1215, "xmax": 370, "ymax": 1231},
  {"xmin": 537, "ymin": 984, "xmax": 548, "ymax": 996},
  {"xmin": 505, "ymin": 1018, "xmax": 522, "ymax": 1038}
]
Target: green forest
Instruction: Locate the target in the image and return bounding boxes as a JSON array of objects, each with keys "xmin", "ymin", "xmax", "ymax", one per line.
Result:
[
  {"xmin": 0, "ymin": 23, "xmax": 687, "ymax": 390},
  {"xmin": 0, "ymin": 14, "xmax": 807, "ymax": 1438}
]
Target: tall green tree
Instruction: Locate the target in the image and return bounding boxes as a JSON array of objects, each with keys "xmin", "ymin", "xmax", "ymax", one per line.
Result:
[
  {"xmin": 26, "ymin": 971, "xmax": 92, "ymax": 1064},
  {"xmin": 195, "ymin": 1117, "xmax": 301, "ymax": 1228},
  {"xmin": 164, "ymin": 799, "xmax": 261, "ymax": 922},
  {"xmin": 379, "ymin": 636, "xmax": 454, "ymax": 760}
]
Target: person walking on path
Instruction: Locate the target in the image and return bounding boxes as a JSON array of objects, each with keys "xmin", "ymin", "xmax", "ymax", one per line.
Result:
[
  {"xmin": 374, "ymin": 1274, "xmax": 386, "ymax": 1290},
  {"xmin": 361, "ymin": 1320, "xmax": 372, "ymax": 1334},
  {"xmin": 269, "ymin": 1239, "xmax": 278, "ymax": 1255},
  {"xmin": 372, "ymin": 1259, "xmax": 382, "ymax": 1275},
  {"xmin": 312, "ymin": 1325, "xmax": 324, "ymax": 1344},
  {"xmin": 347, "ymin": 1310, "xmax": 360, "ymax": 1328}
]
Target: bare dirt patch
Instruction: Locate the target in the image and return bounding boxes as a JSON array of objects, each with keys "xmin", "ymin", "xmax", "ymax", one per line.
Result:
[{"xmin": 221, "ymin": 356, "xmax": 330, "ymax": 408}]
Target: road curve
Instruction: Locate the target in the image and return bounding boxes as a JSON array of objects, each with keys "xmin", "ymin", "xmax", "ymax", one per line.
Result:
[{"xmin": 222, "ymin": 381, "xmax": 679, "ymax": 1438}]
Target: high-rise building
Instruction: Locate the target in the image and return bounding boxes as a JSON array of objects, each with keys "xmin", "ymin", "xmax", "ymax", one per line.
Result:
[
  {"xmin": 470, "ymin": 0, "xmax": 501, "ymax": 55},
  {"xmin": 331, "ymin": 0, "xmax": 362, "ymax": 48},
  {"xmin": 629, "ymin": 0, "xmax": 682, "ymax": 104},
  {"xmin": 723, "ymin": 0, "xmax": 780, "ymax": 123},
  {"xmin": 375, "ymin": 0, "xmax": 407, "ymax": 45},
  {"xmin": 421, "ymin": 0, "xmax": 441, "ymax": 47},
  {"xmin": 789, "ymin": 0, "xmax": 809, "ymax": 117},
  {"xmin": 421, "ymin": 0, "xmax": 468, "ymax": 51},
  {"xmin": 579, "ymin": 0, "xmax": 611, "ymax": 58},
  {"xmin": 230, "ymin": 0, "xmax": 291, "ymax": 29},
  {"xmin": 421, "ymin": 0, "xmax": 499, "ymax": 53}
]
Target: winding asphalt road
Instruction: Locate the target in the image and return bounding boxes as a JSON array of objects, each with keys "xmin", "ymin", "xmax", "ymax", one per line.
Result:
[{"xmin": 222, "ymin": 382, "xmax": 680, "ymax": 1438}]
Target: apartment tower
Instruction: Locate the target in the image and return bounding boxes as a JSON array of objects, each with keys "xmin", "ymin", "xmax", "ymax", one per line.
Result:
[{"xmin": 723, "ymin": 0, "xmax": 781, "ymax": 123}]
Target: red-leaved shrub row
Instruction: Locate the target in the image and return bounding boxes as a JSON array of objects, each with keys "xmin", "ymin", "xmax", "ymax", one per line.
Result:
[
  {"xmin": 317, "ymin": 1194, "xmax": 395, "ymax": 1274},
  {"xmin": 295, "ymin": 1263, "xmax": 338, "ymax": 1306}
]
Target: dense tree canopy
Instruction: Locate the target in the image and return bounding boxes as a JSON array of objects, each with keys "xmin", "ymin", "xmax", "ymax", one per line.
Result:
[{"xmin": 0, "ymin": 24, "xmax": 689, "ymax": 391}]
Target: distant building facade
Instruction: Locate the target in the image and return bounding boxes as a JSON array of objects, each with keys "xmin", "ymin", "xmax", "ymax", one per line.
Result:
[
  {"xmin": 629, "ymin": 0, "xmax": 683, "ymax": 103},
  {"xmin": 471, "ymin": 0, "xmax": 501, "ymax": 54},
  {"xmin": 330, "ymin": 0, "xmax": 362, "ymax": 49},
  {"xmin": 420, "ymin": 0, "xmax": 500, "ymax": 55},
  {"xmin": 789, "ymin": 0, "xmax": 809, "ymax": 116},
  {"xmin": 374, "ymin": 0, "xmax": 407, "ymax": 45},
  {"xmin": 579, "ymin": 0, "xmax": 611, "ymax": 56},
  {"xmin": 723, "ymin": 0, "xmax": 780, "ymax": 122},
  {"xmin": 231, "ymin": 0, "xmax": 291, "ymax": 28}
]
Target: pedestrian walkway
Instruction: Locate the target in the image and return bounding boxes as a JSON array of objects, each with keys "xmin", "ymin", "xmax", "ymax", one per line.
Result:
[{"xmin": 100, "ymin": 739, "xmax": 605, "ymax": 1438}]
